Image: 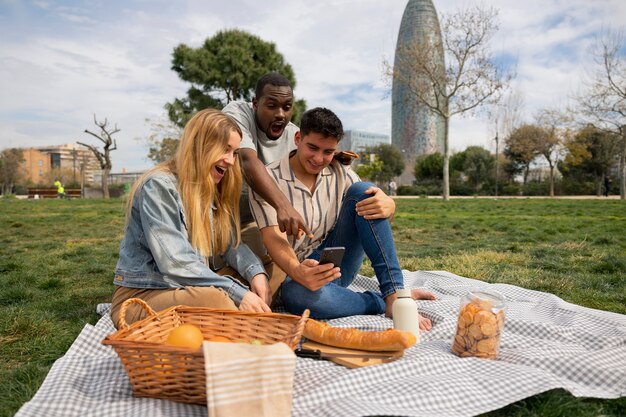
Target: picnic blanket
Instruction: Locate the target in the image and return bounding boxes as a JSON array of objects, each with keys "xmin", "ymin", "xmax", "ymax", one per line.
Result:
[{"xmin": 16, "ymin": 271, "xmax": 626, "ymax": 417}]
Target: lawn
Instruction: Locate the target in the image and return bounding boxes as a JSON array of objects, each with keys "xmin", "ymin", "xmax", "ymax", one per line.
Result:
[{"xmin": 1, "ymin": 197, "xmax": 624, "ymax": 417}]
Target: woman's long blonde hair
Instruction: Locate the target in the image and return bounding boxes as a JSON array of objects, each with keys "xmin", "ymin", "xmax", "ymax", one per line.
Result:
[{"xmin": 126, "ymin": 109, "xmax": 243, "ymax": 257}]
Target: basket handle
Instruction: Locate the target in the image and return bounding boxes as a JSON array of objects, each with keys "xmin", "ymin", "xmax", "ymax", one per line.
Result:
[
  {"xmin": 290, "ymin": 309, "xmax": 310, "ymax": 349},
  {"xmin": 118, "ymin": 297, "xmax": 158, "ymax": 330}
]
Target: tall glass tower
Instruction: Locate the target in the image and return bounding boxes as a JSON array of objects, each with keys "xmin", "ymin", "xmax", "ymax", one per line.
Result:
[{"xmin": 392, "ymin": 0, "xmax": 445, "ymax": 180}]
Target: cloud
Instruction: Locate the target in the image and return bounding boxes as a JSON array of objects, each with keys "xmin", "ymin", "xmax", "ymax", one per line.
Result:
[{"xmin": 0, "ymin": 0, "xmax": 625, "ymax": 172}]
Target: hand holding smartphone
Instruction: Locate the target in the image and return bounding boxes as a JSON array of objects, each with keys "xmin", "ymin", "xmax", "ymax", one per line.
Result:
[{"xmin": 319, "ymin": 246, "xmax": 345, "ymax": 267}]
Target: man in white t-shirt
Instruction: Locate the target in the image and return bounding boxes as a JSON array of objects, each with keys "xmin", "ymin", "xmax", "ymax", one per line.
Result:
[{"xmin": 223, "ymin": 73, "xmax": 312, "ymax": 302}]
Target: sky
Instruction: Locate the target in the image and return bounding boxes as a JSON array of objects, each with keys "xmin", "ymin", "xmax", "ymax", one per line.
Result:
[{"xmin": 1, "ymin": 0, "xmax": 625, "ymax": 173}]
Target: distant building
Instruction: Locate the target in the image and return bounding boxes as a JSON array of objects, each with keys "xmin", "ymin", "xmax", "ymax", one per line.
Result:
[
  {"xmin": 340, "ymin": 130, "xmax": 391, "ymax": 154},
  {"xmin": 527, "ymin": 157, "xmax": 562, "ymax": 182},
  {"xmin": 392, "ymin": 0, "xmax": 446, "ymax": 184},
  {"xmin": 21, "ymin": 144, "xmax": 100, "ymax": 185}
]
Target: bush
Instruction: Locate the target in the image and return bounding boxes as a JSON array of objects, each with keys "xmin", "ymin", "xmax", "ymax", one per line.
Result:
[
  {"xmin": 522, "ymin": 181, "xmax": 550, "ymax": 196},
  {"xmin": 450, "ymin": 182, "xmax": 475, "ymax": 196},
  {"xmin": 498, "ymin": 182, "xmax": 522, "ymax": 196},
  {"xmin": 558, "ymin": 179, "xmax": 598, "ymax": 196},
  {"xmin": 398, "ymin": 184, "xmax": 441, "ymax": 196},
  {"xmin": 14, "ymin": 185, "xmax": 28, "ymax": 195}
]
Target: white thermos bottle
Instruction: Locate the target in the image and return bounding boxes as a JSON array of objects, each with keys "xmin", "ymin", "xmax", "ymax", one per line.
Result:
[{"xmin": 392, "ymin": 288, "xmax": 421, "ymax": 342}]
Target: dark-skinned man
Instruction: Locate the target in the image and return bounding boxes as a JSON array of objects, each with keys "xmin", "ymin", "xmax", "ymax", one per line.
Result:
[{"xmin": 222, "ymin": 72, "xmax": 312, "ymax": 306}]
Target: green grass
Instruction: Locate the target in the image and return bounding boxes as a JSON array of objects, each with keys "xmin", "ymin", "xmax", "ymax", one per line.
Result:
[{"xmin": 1, "ymin": 197, "xmax": 625, "ymax": 416}]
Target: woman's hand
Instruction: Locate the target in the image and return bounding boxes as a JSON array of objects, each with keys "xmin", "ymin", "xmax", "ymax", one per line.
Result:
[
  {"xmin": 239, "ymin": 291, "xmax": 271, "ymax": 313},
  {"xmin": 250, "ymin": 273, "xmax": 271, "ymax": 306}
]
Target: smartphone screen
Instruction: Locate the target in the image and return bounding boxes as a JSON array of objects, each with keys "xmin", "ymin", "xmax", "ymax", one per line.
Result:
[{"xmin": 319, "ymin": 246, "xmax": 345, "ymax": 267}]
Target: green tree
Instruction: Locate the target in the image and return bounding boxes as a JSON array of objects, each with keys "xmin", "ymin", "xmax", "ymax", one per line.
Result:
[
  {"xmin": 0, "ymin": 148, "xmax": 26, "ymax": 195},
  {"xmin": 455, "ymin": 146, "xmax": 495, "ymax": 193},
  {"xmin": 354, "ymin": 155, "xmax": 384, "ymax": 184},
  {"xmin": 167, "ymin": 29, "xmax": 306, "ymax": 128},
  {"xmin": 560, "ymin": 125, "xmax": 620, "ymax": 195},
  {"xmin": 360, "ymin": 144, "xmax": 404, "ymax": 183},
  {"xmin": 504, "ymin": 124, "xmax": 548, "ymax": 185},
  {"xmin": 414, "ymin": 152, "xmax": 443, "ymax": 181}
]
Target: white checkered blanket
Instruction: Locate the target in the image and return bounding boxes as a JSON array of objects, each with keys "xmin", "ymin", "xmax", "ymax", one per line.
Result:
[{"xmin": 16, "ymin": 271, "xmax": 626, "ymax": 417}]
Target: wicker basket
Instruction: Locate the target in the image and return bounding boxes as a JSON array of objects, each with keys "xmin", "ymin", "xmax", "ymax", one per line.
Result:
[{"xmin": 102, "ymin": 298, "xmax": 309, "ymax": 405}]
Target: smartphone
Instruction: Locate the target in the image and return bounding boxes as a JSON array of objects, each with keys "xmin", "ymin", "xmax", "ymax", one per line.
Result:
[{"xmin": 319, "ymin": 246, "xmax": 345, "ymax": 267}]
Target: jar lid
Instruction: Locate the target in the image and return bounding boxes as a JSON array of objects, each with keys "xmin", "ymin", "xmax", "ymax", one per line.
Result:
[
  {"xmin": 396, "ymin": 288, "xmax": 411, "ymax": 298},
  {"xmin": 468, "ymin": 289, "xmax": 505, "ymax": 308}
]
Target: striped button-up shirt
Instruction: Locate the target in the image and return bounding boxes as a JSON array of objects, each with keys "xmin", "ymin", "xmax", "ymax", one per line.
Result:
[{"xmin": 250, "ymin": 153, "xmax": 360, "ymax": 261}]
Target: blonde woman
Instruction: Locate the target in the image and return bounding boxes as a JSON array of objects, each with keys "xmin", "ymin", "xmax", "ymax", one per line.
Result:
[{"xmin": 110, "ymin": 109, "xmax": 271, "ymax": 328}]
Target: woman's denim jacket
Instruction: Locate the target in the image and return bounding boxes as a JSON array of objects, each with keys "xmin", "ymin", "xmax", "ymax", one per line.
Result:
[{"xmin": 114, "ymin": 171, "xmax": 267, "ymax": 305}]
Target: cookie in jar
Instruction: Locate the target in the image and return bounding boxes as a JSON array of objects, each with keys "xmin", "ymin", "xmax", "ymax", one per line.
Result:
[{"xmin": 451, "ymin": 289, "xmax": 506, "ymax": 359}]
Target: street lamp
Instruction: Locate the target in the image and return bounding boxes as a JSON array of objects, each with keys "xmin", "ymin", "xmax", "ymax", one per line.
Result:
[
  {"xmin": 494, "ymin": 119, "xmax": 499, "ymax": 198},
  {"xmin": 71, "ymin": 148, "xmax": 78, "ymax": 185}
]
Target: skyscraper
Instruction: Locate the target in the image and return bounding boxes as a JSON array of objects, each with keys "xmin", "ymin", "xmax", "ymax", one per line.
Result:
[{"xmin": 392, "ymin": 0, "xmax": 445, "ymax": 182}]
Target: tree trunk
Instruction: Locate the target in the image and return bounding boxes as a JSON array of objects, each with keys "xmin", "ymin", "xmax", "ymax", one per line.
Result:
[
  {"xmin": 523, "ymin": 166, "xmax": 529, "ymax": 186},
  {"xmin": 102, "ymin": 168, "xmax": 110, "ymax": 199},
  {"xmin": 619, "ymin": 151, "xmax": 626, "ymax": 200},
  {"xmin": 596, "ymin": 177, "xmax": 603, "ymax": 197},
  {"xmin": 443, "ymin": 116, "xmax": 450, "ymax": 201},
  {"xmin": 619, "ymin": 132, "xmax": 626, "ymax": 200},
  {"xmin": 494, "ymin": 134, "xmax": 499, "ymax": 197},
  {"xmin": 548, "ymin": 162, "xmax": 555, "ymax": 197},
  {"xmin": 80, "ymin": 165, "xmax": 85, "ymax": 198}
]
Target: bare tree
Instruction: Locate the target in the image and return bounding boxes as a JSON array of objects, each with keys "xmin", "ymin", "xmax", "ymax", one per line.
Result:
[
  {"xmin": 498, "ymin": 89, "xmax": 525, "ymax": 140},
  {"xmin": 576, "ymin": 28, "xmax": 626, "ymax": 199},
  {"xmin": 77, "ymin": 115, "xmax": 119, "ymax": 198},
  {"xmin": 385, "ymin": 5, "xmax": 512, "ymax": 200},
  {"xmin": 144, "ymin": 115, "xmax": 182, "ymax": 164},
  {"xmin": 534, "ymin": 107, "xmax": 571, "ymax": 197},
  {"xmin": 491, "ymin": 89, "xmax": 525, "ymax": 196}
]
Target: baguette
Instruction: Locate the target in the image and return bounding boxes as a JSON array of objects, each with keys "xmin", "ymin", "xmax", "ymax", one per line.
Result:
[{"xmin": 304, "ymin": 319, "xmax": 416, "ymax": 351}]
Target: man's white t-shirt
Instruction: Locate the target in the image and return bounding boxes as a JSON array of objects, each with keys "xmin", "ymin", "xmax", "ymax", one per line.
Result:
[{"xmin": 222, "ymin": 101, "xmax": 299, "ymax": 223}]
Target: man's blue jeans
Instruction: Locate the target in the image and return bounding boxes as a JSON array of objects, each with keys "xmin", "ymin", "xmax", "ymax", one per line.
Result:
[{"xmin": 280, "ymin": 182, "xmax": 404, "ymax": 318}]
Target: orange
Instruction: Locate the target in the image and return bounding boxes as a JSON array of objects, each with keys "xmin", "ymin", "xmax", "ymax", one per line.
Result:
[
  {"xmin": 207, "ymin": 335, "xmax": 232, "ymax": 343},
  {"xmin": 165, "ymin": 324, "xmax": 204, "ymax": 350}
]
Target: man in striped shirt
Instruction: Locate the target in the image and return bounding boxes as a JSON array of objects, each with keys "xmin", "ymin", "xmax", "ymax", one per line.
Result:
[{"xmin": 250, "ymin": 107, "xmax": 435, "ymax": 328}]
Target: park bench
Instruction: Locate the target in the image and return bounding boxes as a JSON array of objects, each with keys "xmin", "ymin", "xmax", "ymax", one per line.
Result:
[{"xmin": 27, "ymin": 188, "xmax": 82, "ymax": 199}]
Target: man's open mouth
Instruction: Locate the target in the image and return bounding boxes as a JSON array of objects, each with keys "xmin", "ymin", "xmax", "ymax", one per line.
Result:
[{"xmin": 270, "ymin": 122, "xmax": 285, "ymax": 135}]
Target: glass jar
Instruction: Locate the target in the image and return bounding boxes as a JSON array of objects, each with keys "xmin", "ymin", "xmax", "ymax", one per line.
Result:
[{"xmin": 451, "ymin": 289, "xmax": 506, "ymax": 359}]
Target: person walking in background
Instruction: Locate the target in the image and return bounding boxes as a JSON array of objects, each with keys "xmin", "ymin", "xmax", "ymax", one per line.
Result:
[
  {"xmin": 110, "ymin": 109, "xmax": 271, "ymax": 328},
  {"xmin": 388, "ymin": 179, "xmax": 397, "ymax": 196},
  {"xmin": 54, "ymin": 179, "xmax": 66, "ymax": 199},
  {"xmin": 604, "ymin": 175, "xmax": 612, "ymax": 197}
]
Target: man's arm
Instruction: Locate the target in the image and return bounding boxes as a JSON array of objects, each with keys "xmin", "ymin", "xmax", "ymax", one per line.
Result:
[
  {"xmin": 241, "ymin": 148, "xmax": 312, "ymax": 238},
  {"xmin": 259, "ymin": 226, "xmax": 339, "ymax": 291}
]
